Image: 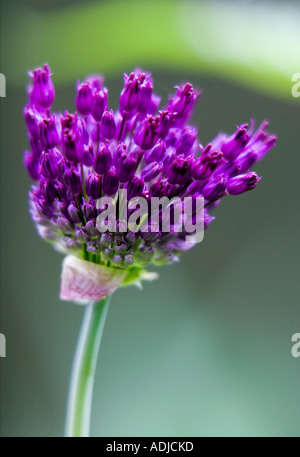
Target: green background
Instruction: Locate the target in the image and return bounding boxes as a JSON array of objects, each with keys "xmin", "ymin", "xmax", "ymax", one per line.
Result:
[{"xmin": 1, "ymin": 0, "xmax": 300, "ymax": 437}]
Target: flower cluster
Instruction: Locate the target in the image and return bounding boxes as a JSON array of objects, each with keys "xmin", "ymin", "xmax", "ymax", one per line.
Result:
[{"xmin": 24, "ymin": 64, "xmax": 276, "ymax": 269}]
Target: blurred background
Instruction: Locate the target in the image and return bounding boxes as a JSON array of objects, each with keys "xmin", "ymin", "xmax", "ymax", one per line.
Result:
[{"xmin": 1, "ymin": 0, "xmax": 300, "ymax": 437}]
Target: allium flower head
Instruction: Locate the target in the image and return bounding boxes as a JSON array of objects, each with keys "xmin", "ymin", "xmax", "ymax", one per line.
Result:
[{"xmin": 24, "ymin": 65, "xmax": 276, "ymax": 300}]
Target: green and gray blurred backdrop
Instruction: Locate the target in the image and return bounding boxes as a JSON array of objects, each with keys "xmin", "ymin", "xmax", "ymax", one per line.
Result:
[{"xmin": 1, "ymin": 0, "xmax": 300, "ymax": 437}]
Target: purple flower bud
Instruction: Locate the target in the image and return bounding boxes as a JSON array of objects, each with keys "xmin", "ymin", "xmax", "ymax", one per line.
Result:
[
  {"xmin": 39, "ymin": 115, "xmax": 60, "ymax": 149},
  {"xmin": 111, "ymin": 254, "xmax": 123, "ymax": 267},
  {"xmin": 56, "ymin": 200, "xmax": 70, "ymax": 218},
  {"xmin": 62, "ymin": 131, "xmax": 83, "ymax": 163},
  {"xmin": 76, "ymin": 81, "xmax": 93, "ymax": 115},
  {"xmin": 41, "ymin": 178, "xmax": 57, "ymax": 201},
  {"xmin": 82, "ymin": 144, "xmax": 94, "ymax": 167},
  {"xmin": 39, "ymin": 150, "xmax": 59, "ymax": 179},
  {"xmin": 156, "ymin": 110, "xmax": 173, "ymax": 139},
  {"xmin": 221, "ymin": 124, "xmax": 250, "ymax": 160},
  {"xmin": 68, "ymin": 203, "xmax": 82, "ymax": 223},
  {"xmin": 192, "ymin": 151, "xmax": 223, "ymax": 180},
  {"xmin": 29, "ymin": 136, "xmax": 43, "ymax": 157},
  {"xmin": 76, "ymin": 228, "xmax": 89, "ymax": 244},
  {"xmin": 61, "ymin": 111, "xmax": 88, "ymax": 145},
  {"xmin": 34, "ymin": 197, "xmax": 54, "ymax": 218},
  {"xmin": 234, "ymin": 150, "xmax": 257, "ymax": 173},
  {"xmin": 144, "ymin": 139, "xmax": 166, "ymax": 164},
  {"xmin": 102, "ymin": 167, "xmax": 119, "ymax": 196},
  {"xmin": 86, "ymin": 173, "xmax": 100, "ymax": 199},
  {"xmin": 125, "ymin": 176, "xmax": 144, "ymax": 199},
  {"xmin": 61, "ymin": 111, "xmax": 76, "ymax": 131},
  {"xmin": 134, "ymin": 116, "xmax": 158, "ymax": 150},
  {"xmin": 255, "ymin": 135, "xmax": 277, "ymax": 161},
  {"xmin": 192, "ymin": 162, "xmax": 213, "ymax": 181},
  {"xmin": 113, "ymin": 142, "xmax": 127, "ymax": 168},
  {"xmin": 165, "ymin": 128, "xmax": 180, "ymax": 148},
  {"xmin": 57, "ymin": 216, "xmax": 74, "ymax": 234},
  {"xmin": 120, "ymin": 72, "xmax": 140, "ymax": 112},
  {"xmin": 64, "ymin": 238, "xmax": 81, "ymax": 251},
  {"xmin": 176, "ymin": 127, "xmax": 197, "ymax": 156},
  {"xmin": 149, "ymin": 178, "xmax": 163, "ymax": 197},
  {"xmin": 99, "ymin": 233, "xmax": 114, "ymax": 248},
  {"xmin": 86, "ymin": 75, "xmax": 104, "ymax": 90},
  {"xmin": 149, "ymin": 178, "xmax": 178, "ymax": 199},
  {"xmin": 227, "ymin": 172, "xmax": 260, "ymax": 195},
  {"xmin": 124, "ymin": 231, "xmax": 138, "ymax": 246},
  {"xmin": 86, "ymin": 242, "xmax": 100, "ymax": 254},
  {"xmin": 54, "ymin": 181, "xmax": 67, "ymax": 201},
  {"xmin": 94, "ymin": 144, "xmax": 112, "ymax": 175},
  {"xmin": 91, "ymin": 88, "xmax": 108, "ymax": 121},
  {"xmin": 169, "ymin": 83, "xmax": 200, "ymax": 124},
  {"xmin": 132, "ymin": 146, "xmax": 144, "ymax": 167},
  {"xmin": 141, "ymin": 162, "xmax": 162, "ymax": 182},
  {"xmin": 115, "ymin": 151, "xmax": 137, "ymax": 183},
  {"xmin": 202, "ymin": 175, "xmax": 227, "ymax": 201},
  {"xmin": 82, "ymin": 199, "xmax": 97, "ymax": 220},
  {"xmin": 162, "ymin": 147, "xmax": 176, "ymax": 173},
  {"xmin": 85, "ymin": 220, "xmax": 99, "ymax": 237},
  {"xmin": 138, "ymin": 80, "xmax": 152, "ymax": 112},
  {"xmin": 114, "ymin": 112, "xmax": 126, "ymax": 141},
  {"xmin": 183, "ymin": 180, "xmax": 204, "ymax": 197},
  {"xmin": 100, "ymin": 110, "xmax": 116, "ymax": 140},
  {"xmin": 112, "ymin": 254, "xmax": 133, "ymax": 268},
  {"xmin": 63, "ymin": 168, "xmax": 82, "ymax": 194},
  {"xmin": 114, "ymin": 243, "xmax": 130, "ymax": 255},
  {"xmin": 167, "ymin": 157, "xmax": 192, "ymax": 185},
  {"xmin": 57, "ymin": 156, "xmax": 69, "ymax": 177},
  {"xmin": 246, "ymin": 121, "xmax": 277, "ymax": 162},
  {"xmin": 212, "ymin": 160, "xmax": 239, "ymax": 180},
  {"xmin": 79, "ymin": 118, "xmax": 89, "ymax": 144},
  {"xmin": 202, "ymin": 150, "xmax": 223, "ymax": 165},
  {"xmin": 123, "ymin": 254, "xmax": 134, "ymax": 266},
  {"xmin": 24, "ymin": 151, "xmax": 39, "ymax": 180},
  {"xmin": 24, "ymin": 106, "xmax": 42, "ymax": 138},
  {"xmin": 29, "ymin": 64, "xmax": 55, "ymax": 109}
]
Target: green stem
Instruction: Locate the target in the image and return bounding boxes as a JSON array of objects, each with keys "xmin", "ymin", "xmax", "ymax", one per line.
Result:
[{"xmin": 65, "ymin": 296, "xmax": 111, "ymax": 437}]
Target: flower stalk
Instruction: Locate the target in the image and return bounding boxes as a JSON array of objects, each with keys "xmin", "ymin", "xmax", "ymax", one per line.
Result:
[{"xmin": 65, "ymin": 296, "xmax": 111, "ymax": 437}]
